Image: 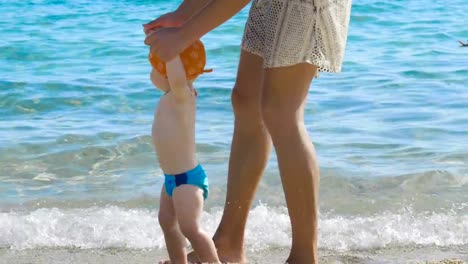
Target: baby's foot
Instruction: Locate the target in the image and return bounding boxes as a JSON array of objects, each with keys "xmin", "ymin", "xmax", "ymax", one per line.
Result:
[
  {"xmin": 158, "ymin": 252, "xmax": 200, "ymax": 264},
  {"xmin": 187, "ymin": 251, "xmax": 201, "ymax": 263}
]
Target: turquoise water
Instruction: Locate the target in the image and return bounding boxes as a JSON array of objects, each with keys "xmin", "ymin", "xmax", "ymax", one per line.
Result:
[{"xmin": 0, "ymin": 0, "xmax": 467, "ymax": 252}]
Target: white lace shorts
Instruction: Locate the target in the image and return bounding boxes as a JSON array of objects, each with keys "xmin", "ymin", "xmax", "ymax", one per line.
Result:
[{"xmin": 241, "ymin": 0, "xmax": 352, "ymax": 75}]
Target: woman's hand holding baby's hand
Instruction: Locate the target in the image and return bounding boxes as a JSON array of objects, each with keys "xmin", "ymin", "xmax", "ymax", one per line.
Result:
[
  {"xmin": 143, "ymin": 11, "xmax": 184, "ymax": 35},
  {"xmin": 145, "ymin": 27, "xmax": 190, "ymax": 62},
  {"xmin": 143, "ymin": 11, "xmax": 191, "ymax": 62}
]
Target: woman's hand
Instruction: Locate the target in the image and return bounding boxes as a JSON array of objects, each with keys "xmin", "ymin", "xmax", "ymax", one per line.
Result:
[
  {"xmin": 143, "ymin": 11, "xmax": 184, "ymax": 35},
  {"xmin": 145, "ymin": 27, "xmax": 190, "ymax": 62}
]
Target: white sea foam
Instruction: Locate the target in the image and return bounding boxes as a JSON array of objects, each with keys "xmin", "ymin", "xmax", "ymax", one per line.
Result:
[{"xmin": 0, "ymin": 205, "xmax": 466, "ymax": 251}]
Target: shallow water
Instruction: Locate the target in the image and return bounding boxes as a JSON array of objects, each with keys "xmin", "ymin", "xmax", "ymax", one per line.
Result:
[{"xmin": 0, "ymin": 0, "xmax": 467, "ymax": 254}]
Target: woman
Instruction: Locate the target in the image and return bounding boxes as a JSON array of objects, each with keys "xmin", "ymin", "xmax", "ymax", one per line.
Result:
[{"xmin": 144, "ymin": 0, "xmax": 351, "ymax": 263}]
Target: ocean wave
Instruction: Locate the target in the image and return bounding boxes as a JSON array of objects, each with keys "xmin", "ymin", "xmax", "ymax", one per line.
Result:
[{"xmin": 0, "ymin": 205, "xmax": 466, "ymax": 251}]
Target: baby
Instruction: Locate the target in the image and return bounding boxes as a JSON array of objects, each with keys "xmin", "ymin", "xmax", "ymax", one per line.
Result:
[{"xmin": 148, "ymin": 34, "xmax": 219, "ymax": 264}]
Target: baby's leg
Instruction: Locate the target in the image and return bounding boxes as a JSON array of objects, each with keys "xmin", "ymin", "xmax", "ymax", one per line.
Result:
[
  {"xmin": 172, "ymin": 185, "xmax": 220, "ymax": 263},
  {"xmin": 158, "ymin": 186, "xmax": 187, "ymax": 264}
]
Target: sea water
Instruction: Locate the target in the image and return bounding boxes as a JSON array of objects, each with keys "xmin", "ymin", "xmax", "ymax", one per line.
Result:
[{"xmin": 0, "ymin": 0, "xmax": 467, "ymax": 256}]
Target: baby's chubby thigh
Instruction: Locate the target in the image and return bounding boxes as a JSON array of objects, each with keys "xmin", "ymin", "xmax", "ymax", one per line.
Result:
[{"xmin": 171, "ymin": 185, "xmax": 205, "ymax": 238}]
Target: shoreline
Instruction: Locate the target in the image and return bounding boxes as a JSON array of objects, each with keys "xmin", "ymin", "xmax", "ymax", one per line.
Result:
[{"xmin": 0, "ymin": 246, "xmax": 466, "ymax": 264}]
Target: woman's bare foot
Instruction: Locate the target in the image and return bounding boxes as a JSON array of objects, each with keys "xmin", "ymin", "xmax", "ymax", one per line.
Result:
[{"xmin": 217, "ymin": 249, "xmax": 246, "ymax": 263}]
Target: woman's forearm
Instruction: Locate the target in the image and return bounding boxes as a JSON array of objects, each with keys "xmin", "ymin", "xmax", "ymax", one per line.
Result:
[
  {"xmin": 180, "ymin": 0, "xmax": 251, "ymax": 43},
  {"xmin": 175, "ymin": 0, "xmax": 213, "ymax": 21}
]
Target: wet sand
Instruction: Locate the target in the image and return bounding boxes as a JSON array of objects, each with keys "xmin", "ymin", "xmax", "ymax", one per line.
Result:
[{"xmin": 0, "ymin": 245, "xmax": 466, "ymax": 264}]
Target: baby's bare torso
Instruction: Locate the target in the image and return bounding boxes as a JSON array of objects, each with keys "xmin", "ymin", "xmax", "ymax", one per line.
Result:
[{"xmin": 152, "ymin": 88, "xmax": 198, "ymax": 175}]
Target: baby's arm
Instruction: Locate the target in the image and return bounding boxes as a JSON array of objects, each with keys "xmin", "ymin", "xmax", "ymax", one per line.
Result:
[{"xmin": 166, "ymin": 56, "xmax": 191, "ymax": 102}]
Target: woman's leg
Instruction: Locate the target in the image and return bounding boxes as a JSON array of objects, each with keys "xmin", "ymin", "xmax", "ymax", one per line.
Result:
[
  {"xmin": 261, "ymin": 63, "xmax": 320, "ymax": 264},
  {"xmin": 212, "ymin": 50, "xmax": 272, "ymax": 263}
]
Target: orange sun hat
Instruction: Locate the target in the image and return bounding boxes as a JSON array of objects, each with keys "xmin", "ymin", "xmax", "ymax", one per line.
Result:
[{"xmin": 148, "ymin": 37, "xmax": 212, "ymax": 81}]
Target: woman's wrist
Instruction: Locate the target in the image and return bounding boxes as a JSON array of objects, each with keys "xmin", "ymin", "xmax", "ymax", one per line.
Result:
[
  {"xmin": 174, "ymin": 8, "xmax": 189, "ymax": 22},
  {"xmin": 175, "ymin": 0, "xmax": 203, "ymax": 22},
  {"xmin": 179, "ymin": 21, "xmax": 200, "ymax": 47}
]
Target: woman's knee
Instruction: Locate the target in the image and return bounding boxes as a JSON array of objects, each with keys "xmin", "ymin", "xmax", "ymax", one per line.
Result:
[
  {"xmin": 231, "ymin": 50, "xmax": 264, "ymax": 113},
  {"xmin": 231, "ymin": 87, "xmax": 262, "ymax": 123},
  {"xmin": 261, "ymin": 97, "xmax": 306, "ymax": 140},
  {"xmin": 231, "ymin": 85, "xmax": 262, "ymax": 116},
  {"xmin": 262, "ymin": 98, "xmax": 294, "ymax": 126}
]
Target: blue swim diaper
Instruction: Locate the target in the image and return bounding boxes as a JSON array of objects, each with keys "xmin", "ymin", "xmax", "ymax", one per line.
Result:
[{"xmin": 164, "ymin": 164, "xmax": 209, "ymax": 199}]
